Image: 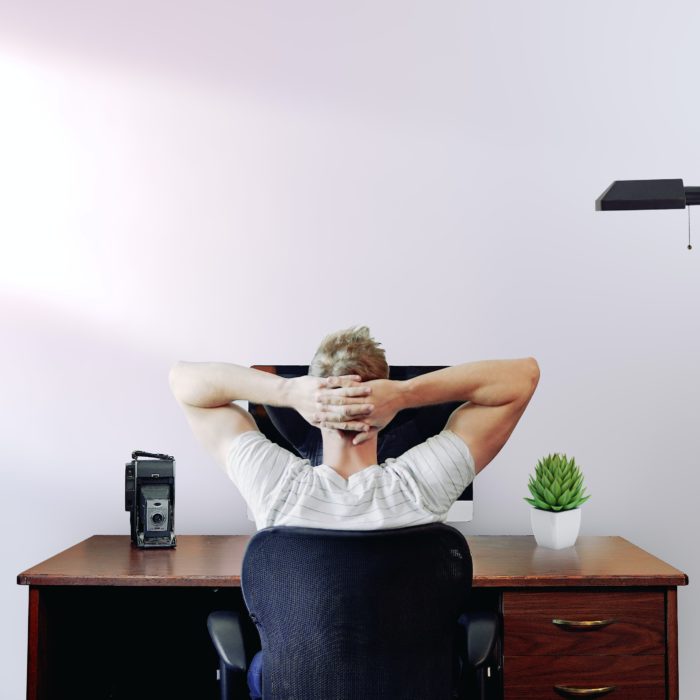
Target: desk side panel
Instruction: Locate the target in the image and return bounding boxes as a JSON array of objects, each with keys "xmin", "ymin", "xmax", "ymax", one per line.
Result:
[
  {"xmin": 666, "ymin": 587, "xmax": 679, "ymax": 700},
  {"xmin": 26, "ymin": 587, "xmax": 48, "ymax": 700}
]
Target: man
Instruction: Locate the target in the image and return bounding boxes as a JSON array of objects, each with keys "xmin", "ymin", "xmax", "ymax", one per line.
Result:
[{"xmin": 169, "ymin": 326, "xmax": 540, "ymax": 530}]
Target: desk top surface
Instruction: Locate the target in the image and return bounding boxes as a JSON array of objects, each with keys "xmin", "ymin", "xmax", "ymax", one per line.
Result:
[{"xmin": 17, "ymin": 535, "xmax": 688, "ymax": 588}]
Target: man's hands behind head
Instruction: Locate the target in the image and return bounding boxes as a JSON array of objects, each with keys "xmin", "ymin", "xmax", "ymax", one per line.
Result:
[
  {"xmin": 316, "ymin": 378, "xmax": 405, "ymax": 445},
  {"xmin": 288, "ymin": 375, "xmax": 374, "ymax": 434},
  {"xmin": 288, "ymin": 375, "xmax": 406, "ymax": 443}
]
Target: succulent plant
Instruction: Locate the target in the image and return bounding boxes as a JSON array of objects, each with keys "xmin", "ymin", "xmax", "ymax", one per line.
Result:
[{"xmin": 524, "ymin": 453, "xmax": 590, "ymax": 512}]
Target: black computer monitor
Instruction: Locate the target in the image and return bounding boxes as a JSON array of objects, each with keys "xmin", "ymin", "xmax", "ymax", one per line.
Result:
[{"xmin": 248, "ymin": 365, "xmax": 473, "ymax": 522}]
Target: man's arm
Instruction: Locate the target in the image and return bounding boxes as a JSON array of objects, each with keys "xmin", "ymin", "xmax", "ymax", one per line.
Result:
[
  {"xmin": 401, "ymin": 358, "xmax": 539, "ymax": 410},
  {"xmin": 168, "ymin": 362, "xmax": 373, "ymax": 466},
  {"xmin": 403, "ymin": 358, "xmax": 540, "ymax": 475},
  {"xmin": 444, "ymin": 375, "xmax": 538, "ymax": 476}
]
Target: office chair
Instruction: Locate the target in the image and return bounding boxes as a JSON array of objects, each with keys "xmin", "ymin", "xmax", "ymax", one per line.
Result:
[{"xmin": 208, "ymin": 523, "xmax": 499, "ymax": 699}]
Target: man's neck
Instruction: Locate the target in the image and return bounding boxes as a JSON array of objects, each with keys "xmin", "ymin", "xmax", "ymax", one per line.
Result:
[{"xmin": 320, "ymin": 432, "xmax": 379, "ymax": 479}]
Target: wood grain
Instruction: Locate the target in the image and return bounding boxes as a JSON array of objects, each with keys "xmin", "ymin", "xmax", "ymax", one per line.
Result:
[
  {"xmin": 467, "ymin": 536, "xmax": 688, "ymax": 587},
  {"xmin": 666, "ymin": 587, "xmax": 679, "ymax": 700},
  {"xmin": 503, "ymin": 654, "xmax": 666, "ymax": 699},
  {"xmin": 17, "ymin": 535, "xmax": 249, "ymax": 587},
  {"xmin": 26, "ymin": 587, "xmax": 45, "ymax": 700},
  {"xmin": 17, "ymin": 535, "xmax": 689, "ymax": 588},
  {"xmin": 503, "ymin": 589, "xmax": 665, "ymax": 655}
]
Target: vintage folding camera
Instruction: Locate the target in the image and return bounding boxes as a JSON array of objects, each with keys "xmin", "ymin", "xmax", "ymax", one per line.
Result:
[{"xmin": 125, "ymin": 450, "xmax": 176, "ymax": 548}]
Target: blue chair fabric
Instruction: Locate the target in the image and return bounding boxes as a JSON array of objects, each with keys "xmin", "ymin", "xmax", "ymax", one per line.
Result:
[{"xmin": 238, "ymin": 523, "xmax": 473, "ymax": 700}]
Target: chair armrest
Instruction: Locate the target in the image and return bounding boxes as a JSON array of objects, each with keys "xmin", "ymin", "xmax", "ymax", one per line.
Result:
[
  {"xmin": 460, "ymin": 611, "xmax": 499, "ymax": 669},
  {"xmin": 207, "ymin": 610, "xmax": 247, "ymax": 672}
]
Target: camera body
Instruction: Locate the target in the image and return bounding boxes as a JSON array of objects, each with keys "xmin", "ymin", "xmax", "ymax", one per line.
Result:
[{"xmin": 125, "ymin": 451, "xmax": 176, "ymax": 548}]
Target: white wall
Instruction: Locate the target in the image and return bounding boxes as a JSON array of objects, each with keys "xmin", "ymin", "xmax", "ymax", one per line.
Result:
[{"xmin": 1, "ymin": 1, "xmax": 698, "ymax": 696}]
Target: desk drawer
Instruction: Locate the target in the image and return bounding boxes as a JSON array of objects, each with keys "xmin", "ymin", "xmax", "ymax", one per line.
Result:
[
  {"xmin": 503, "ymin": 590, "xmax": 665, "ymax": 656},
  {"xmin": 503, "ymin": 654, "xmax": 666, "ymax": 699}
]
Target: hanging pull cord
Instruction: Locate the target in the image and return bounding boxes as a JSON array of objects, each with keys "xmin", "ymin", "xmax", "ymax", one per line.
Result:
[{"xmin": 688, "ymin": 207, "xmax": 693, "ymax": 250}]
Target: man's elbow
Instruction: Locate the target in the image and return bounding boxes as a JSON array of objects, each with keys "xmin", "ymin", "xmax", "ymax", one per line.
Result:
[
  {"xmin": 169, "ymin": 361, "xmax": 186, "ymax": 399},
  {"xmin": 525, "ymin": 357, "xmax": 540, "ymax": 393}
]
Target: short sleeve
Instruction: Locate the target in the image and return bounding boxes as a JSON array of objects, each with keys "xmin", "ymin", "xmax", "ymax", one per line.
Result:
[
  {"xmin": 225, "ymin": 431, "xmax": 302, "ymax": 517},
  {"xmin": 389, "ymin": 429, "xmax": 476, "ymax": 515}
]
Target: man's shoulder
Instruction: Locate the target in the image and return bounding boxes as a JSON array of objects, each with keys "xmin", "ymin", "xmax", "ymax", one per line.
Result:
[
  {"xmin": 225, "ymin": 430, "xmax": 312, "ymax": 498},
  {"xmin": 392, "ymin": 429, "xmax": 473, "ymax": 463},
  {"xmin": 227, "ymin": 428, "xmax": 265, "ymax": 457},
  {"xmin": 227, "ymin": 430, "xmax": 305, "ymax": 467}
]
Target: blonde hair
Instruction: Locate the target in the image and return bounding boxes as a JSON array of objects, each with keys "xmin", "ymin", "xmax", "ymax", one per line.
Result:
[{"xmin": 309, "ymin": 326, "xmax": 389, "ymax": 381}]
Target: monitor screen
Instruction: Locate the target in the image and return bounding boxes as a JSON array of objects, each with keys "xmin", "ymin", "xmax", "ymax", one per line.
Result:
[{"xmin": 248, "ymin": 365, "xmax": 473, "ymax": 523}]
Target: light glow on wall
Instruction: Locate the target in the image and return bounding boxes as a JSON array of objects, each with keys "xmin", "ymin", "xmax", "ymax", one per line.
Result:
[{"xmin": 0, "ymin": 50, "xmax": 97, "ymax": 302}]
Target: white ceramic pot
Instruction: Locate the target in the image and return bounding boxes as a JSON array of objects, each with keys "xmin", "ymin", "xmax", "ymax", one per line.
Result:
[{"xmin": 530, "ymin": 507, "xmax": 581, "ymax": 549}]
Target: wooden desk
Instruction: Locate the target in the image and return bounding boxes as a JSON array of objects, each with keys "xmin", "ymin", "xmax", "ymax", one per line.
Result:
[{"xmin": 18, "ymin": 535, "xmax": 688, "ymax": 700}]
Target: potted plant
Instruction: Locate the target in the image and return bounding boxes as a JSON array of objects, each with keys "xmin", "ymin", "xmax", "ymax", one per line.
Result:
[{"xmin": 524, "ymin": 453, "xmax": 590, "ymax": 549}]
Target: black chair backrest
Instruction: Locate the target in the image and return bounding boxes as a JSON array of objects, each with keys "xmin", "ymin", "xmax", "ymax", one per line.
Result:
[{"xmin": 241, "ymin": 523, "xmax": 473, "ymax": 700}]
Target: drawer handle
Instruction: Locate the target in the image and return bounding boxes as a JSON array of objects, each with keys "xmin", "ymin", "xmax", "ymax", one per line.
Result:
[
  {"xmin": 552, "ymin": 618, "xmax": 616, "ymax": 629},
  {"xmin": 554, "ymin": 684, "xmax": 616, "ymax": 697}
]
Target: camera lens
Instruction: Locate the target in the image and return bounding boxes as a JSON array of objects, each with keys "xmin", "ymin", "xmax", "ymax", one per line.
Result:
[{"xmin": 152, "ymin": 513, "xmax": 164, "ymax": 524}]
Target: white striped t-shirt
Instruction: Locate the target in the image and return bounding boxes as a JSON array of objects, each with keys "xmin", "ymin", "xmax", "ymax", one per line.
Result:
[{"xmin": 224, "ymin": 429, "xmax": 476, "ymax": 531}]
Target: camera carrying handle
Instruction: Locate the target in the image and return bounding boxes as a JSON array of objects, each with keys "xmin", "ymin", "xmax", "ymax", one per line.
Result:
[{"xmin": 132, "ymin": 450, "xmax": 174, "ymax": 461}]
